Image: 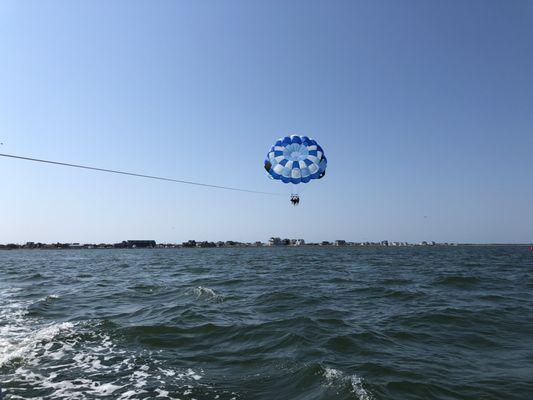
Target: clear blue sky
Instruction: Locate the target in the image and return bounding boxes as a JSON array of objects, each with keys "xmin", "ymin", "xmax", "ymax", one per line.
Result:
[{"xmin": 1, "ymin": 0, "xmax": 532, "ymax": 244}]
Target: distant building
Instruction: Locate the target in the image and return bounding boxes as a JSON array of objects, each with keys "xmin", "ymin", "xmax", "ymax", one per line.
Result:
[
  {"xmin": 320, "ymin": 241, "xmax": 331, "ymax": 246},
  {"xmin": 197, "ymin": 241, "xmax": 216, "ymax": 248},
  {"xmin": 268, "ymin": 237, "xmax": 282, "ymax": 246},
  {"xmin": 381, "ymin": 240, "xmax": 389, "ymax": 246},
  {"xmin": 182, "ymin": 240, "xmax": 197, "ymax": 248},
  {"xmin": 334, "ymin": 240, "xmax": 346, "ymax": 246},
  {"xmin": 294, "ymin": 239, "xmax": 305, "ymax": 246},
  {"xmin": 127, "ymin": 240, "xmax": 156, "ymax": 248}
]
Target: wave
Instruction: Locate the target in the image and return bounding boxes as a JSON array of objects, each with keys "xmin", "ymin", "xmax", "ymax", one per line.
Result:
[
  {"xmin": 3, "ymin": 319, "xmax": 210, "ymax": 399},
  {"xmin": 384, "ymin": 289, "xmax": 425, "ymax": 300},
  {"xmin": 192, "ymin": 286, "xmax": 224, "ymax": 302},
  {"xmin": 129, "ymin": 283, "xmax": 162, "ymax": 293},
  {"xmin": 34, "ymin": 293, "xmax": 60, "ymax": 305},
  {"xmin": 25, "ymin": 294, "xmax": 62, "ymax": 316},
  {"xmin": 20, "ymin": 272, "xmax": 48, "ymax": 281},
  {"xmin": 0, "ymin": 319, "xmax": 73, "ymax": 368},
  {"xmin": 434, "ymin": 275, "xmax": 481, "ymax": 287},
  {"xmin": 0, "ymin": 290, "xmax": 213, "ymax": 400},
  {"xmin": 321, "ymin": 366, "xmax": 373, "ymax": 400},
  {"xmin": 380, "ymin": 278, "xmax": 413, "ymax": 285}
]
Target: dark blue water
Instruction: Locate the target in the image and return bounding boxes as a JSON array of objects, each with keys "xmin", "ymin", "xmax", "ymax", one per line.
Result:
[{"xmin": 1, "ymin": 247, "xmax": 532, "ymax": 399}]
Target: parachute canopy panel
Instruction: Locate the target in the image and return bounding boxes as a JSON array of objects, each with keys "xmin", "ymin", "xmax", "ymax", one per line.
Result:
[{"xmin": 265, "ymin": 135, "xmax": 327, "ymax": 184}]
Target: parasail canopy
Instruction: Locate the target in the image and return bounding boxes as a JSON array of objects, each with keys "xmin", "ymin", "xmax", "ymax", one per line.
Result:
[{"xmin": 264, "ymin": 135, "xmax": 327, "ymax": 184}]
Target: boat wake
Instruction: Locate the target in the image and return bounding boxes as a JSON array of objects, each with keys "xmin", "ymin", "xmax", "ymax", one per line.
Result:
[{"xmin": 0, "ymin": 288, "xmax": 233, "ymax": 400}]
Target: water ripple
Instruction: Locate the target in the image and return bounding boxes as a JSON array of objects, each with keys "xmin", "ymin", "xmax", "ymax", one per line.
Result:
[{"xmin": 1, "ymin": 246, "xmax": 532, "ymax": 399}]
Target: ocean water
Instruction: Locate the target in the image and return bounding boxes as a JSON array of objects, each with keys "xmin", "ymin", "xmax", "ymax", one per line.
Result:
[{"xmin": 0, "ymin": 246, "xmax": 532, "ymax": 400}]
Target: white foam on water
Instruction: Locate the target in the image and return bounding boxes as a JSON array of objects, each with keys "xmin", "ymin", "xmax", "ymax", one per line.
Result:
[
  {"xmin": 178, "ymin": 368, "xmax": 203, "ymax": 381},
  {"xmin": 35, "ymin": 294, "xmax": 60, "ymax": 303},
  {"xmin": 132, "ymin": 369, "xmax": 149, "ymax": 388},
  {"xmin": 0, "ymin": 291, "xmax": 74, "ymax": 369},
  {"xmin": 323, "ymin": 367, "xmax": 344, "ymax": 381},
  {"xmin": 0, "ymin": 287, "xmax": 208, "ymax": 399},
  {"xmin": 155, "ymin": 387, "xmax": 168, "ymax": 397},
  {"xmin": 351, "ymin": 374, "xmax": 373, "ymax": 400},
  {"xmin": 322, "ymin": 367, "xmax": 373, "ymax": 400},
  {"xmin": 159, "ymin": 367, "xmax": 177, "ymax": 376},
  {"xmin": 87, "ymin": 381, "xmax": 124, "ymax": 396},
  {"xmin": 192, "ymin": 286, "xmax": 224, "ymax": 301}
]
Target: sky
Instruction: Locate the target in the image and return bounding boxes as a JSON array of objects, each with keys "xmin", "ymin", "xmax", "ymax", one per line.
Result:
[{"xmin": 1, "ymin": 0, "xmax": 532, "ymax": 244}]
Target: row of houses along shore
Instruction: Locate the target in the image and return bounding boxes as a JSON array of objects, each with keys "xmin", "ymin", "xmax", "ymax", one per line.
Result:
[{"xmin": 0, "ymin": 239, "xmax": 456, "ymax": 250}]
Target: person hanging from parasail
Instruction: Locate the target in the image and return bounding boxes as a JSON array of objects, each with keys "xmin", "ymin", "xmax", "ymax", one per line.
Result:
[
  {"xmin": 290, "ymin": 194, "xmax": 300, "ymax": 206},
  {"xmin": 264, "ymin": 134, "xmax": 327, "ymax": 205}
]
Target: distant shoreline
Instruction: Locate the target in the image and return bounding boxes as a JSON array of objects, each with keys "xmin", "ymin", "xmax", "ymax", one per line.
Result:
[{"xmin": 0, "ymin": 243, "xmax": 530, "ymax": 250}]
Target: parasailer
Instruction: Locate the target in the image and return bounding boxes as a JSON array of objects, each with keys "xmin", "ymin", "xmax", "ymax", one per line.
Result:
[
  {"xmin": 264, "ymin": 135, "xmax": 327, "ymax": 205},
  {"xmin": 290, "ymin": 194, "xmax": 300, "ymax": 206}
]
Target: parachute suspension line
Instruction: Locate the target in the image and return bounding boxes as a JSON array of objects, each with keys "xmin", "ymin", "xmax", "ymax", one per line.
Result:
[
  {"xmin": 291, "ymin": 184, "xmax": 298, "ymax": 196},
  {"xmin": 0, "ymin": 153, "xmax": 282, "ymax": 196},
  {"xmin": 293, "ymin": 183, "xmax": 306, "ymax": 196}
]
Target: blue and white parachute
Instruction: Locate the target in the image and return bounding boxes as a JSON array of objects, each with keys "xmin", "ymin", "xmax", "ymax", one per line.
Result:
[{"xmin": 264, "ymin": 135, "xmax": 327, "ymax": 184}]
